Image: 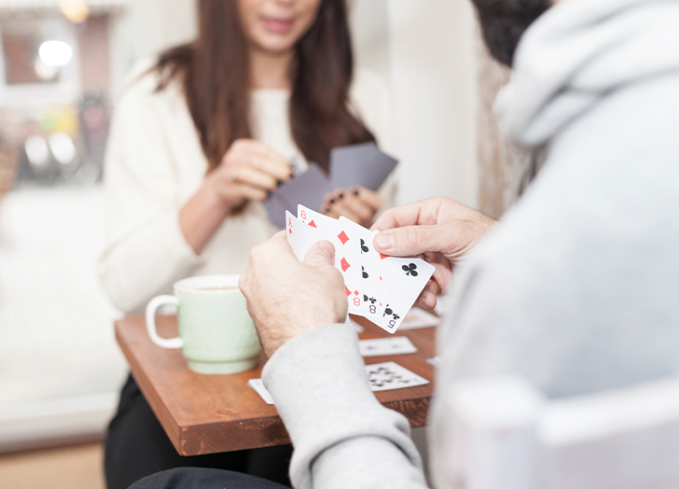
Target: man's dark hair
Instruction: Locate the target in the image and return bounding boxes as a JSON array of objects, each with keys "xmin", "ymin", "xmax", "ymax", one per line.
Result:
[{"xmin": 471, "ymin": 0, "xmax": 552, "ymax": 67}]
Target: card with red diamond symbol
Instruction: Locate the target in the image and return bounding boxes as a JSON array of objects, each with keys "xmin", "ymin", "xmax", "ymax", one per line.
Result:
[
  {"xmin": 289, "ymin": 205, "xmax": 435, "ymax": 333},
  {"xmin": 297, "ymin": 205, "xmax": 363, "ymax": 314}
]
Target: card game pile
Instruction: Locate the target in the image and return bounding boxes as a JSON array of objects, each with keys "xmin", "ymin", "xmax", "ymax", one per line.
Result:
[
  {"xmin": 287, "ymin": 204, "xmax": 435, "ymax": 333},
  {"xmin": 264, "ymin": 142, "xmax": 398, "ymax": 229},
  {"xmin": 248, "ymin": 361, "xmax": 429, "ymax": 405}
]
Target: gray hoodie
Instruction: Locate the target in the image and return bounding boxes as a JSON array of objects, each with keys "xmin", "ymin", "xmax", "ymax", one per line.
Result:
[{"xmin": 263, "ymin": 0, "xmax": 679, "ymax": 487}]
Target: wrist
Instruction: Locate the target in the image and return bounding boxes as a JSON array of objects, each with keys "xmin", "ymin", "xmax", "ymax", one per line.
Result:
[{"xmin": 204, "ymin": 173, "xmax": 242, "ymax": 213}]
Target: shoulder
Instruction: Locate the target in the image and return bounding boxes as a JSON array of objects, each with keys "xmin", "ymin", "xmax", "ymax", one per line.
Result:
[{"xmin": 113, "ymin": 57, "xmax": 186, "ymax": 118}]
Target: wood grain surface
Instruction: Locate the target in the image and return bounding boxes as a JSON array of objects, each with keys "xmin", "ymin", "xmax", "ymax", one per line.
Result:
[{"xmin": 115, "ymin": 314, "xmax": 437, "ymax": 456}]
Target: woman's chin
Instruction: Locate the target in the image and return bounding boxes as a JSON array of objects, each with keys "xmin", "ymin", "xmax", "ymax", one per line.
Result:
[{"xmin": 252, "ymin": 36, "xmax": 298, "ymax": 56}]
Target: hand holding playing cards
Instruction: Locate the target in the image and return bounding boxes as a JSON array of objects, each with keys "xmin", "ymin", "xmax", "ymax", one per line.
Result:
[
  {"xmin": 239, "ymin": 232, "xmax": 348, "ymax": 357},
  {"xmin": 323, "ymin": 186, "xmax": 382, "ymax": 227},
  {"xmin": 372, "ymin": 197, "xmax": 496, "ymax": 309},
  {"xmin": 207, "ymin": 139, "xmax": 293, "ymax": 209}
]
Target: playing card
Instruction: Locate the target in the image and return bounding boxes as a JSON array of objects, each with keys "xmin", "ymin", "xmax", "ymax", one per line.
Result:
[
  {"xmin": 330, "ymin": 142, "xmax": 398, "ymax": 191},
  {"xmin": 426, "ymin": 356, "xmax": 441, "ymax": 368},
  {"xmin": 339, "ymin": 217, "xmax": 381, "ymax": 319},
  {"xmin": 358, "ymin": 336, "xmax": 418, "ymax": 357},
  {"xmin": 297, "ymin": 205, "xmax": 363, "ymax": 313},
  {"xmin": 378, "ymin": 257, "xmax": 435, "ymax": 333},
  {"xmin": 277, "ymin": 163, "xmax": 333, "ymax": 214},
  {"xmin": 248, "ymin": 379, "xmax": 274, "ymax": 405},
  {"xmin": 263, "ymin": 192, "xmax": 291, "ymax": 230},
  {"xmin": 286, "ymin": 211, "xmax": 321, "ymax": 261},
  {"xmin": 364, "ymin": 361, "xmax": 429, "ymax": 392},
  {"xmin": 398, "ymin": 308, "xmax": 442, "ymax": 330}
]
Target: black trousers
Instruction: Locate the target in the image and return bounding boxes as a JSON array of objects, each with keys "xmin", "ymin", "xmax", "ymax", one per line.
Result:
[
  {"xmin": 129, "ymin": 468, "xmax": 288, "ymax": 489},
  {"xmin": 105, "ymin": 375, "xmax": 293, "ymax": 489}
]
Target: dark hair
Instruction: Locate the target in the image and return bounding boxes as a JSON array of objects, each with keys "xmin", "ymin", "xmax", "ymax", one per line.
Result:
[
  {"xmin": 154, "ymin": 0, "xmax": 375, "ymax": 172},
  {"xmin": 471, "ymin": 0, "xmax": 551, "ymax": 67}
]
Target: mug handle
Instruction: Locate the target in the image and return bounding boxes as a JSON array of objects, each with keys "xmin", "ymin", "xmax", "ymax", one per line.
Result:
[{"xmin": 145, "ymin": 295, "xmax": 183, "ymax": 349}]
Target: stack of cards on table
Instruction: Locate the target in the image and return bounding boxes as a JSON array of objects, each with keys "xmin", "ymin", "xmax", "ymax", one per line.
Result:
[
  {"xmin": 249, "ymin": 361, "xmax": 429, "ymax": 405},
  {"xmin": 264, "ymin": 142, "xmax": 398, "ymax": 230},
  {"xmin": 287, "ymin": 204, "xmax": 435, "ymax": 333}
]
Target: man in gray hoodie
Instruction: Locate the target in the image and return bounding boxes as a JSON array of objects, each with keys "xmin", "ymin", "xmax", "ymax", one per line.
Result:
[{"xmin": 133, "ymin": 0, "xmax": 679, "ymax": 487}]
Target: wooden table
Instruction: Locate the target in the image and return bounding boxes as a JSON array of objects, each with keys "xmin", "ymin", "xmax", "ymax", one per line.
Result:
[{"xmin": 115, "ymin": 314, "xmax": 436, "ymax": 456}]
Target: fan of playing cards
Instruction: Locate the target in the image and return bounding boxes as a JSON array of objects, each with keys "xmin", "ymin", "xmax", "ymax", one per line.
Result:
[{"xmin": 287, "ymin": 205, "xmax": 435, "ymax": 333}]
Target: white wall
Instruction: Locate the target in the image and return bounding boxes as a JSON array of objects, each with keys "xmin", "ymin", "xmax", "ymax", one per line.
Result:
[{"xmin": 387, "ymin": 0, "xmax": 478, "ymax": 207}]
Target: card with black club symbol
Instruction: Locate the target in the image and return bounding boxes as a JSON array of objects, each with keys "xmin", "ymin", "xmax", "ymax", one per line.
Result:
[
  {"xmin": 364, "ymin": 361, "xmax": 429, "ymax": 392},
  {"xmin": 287, "ymin": 207, "xmax": 435, "ymax": 333}
]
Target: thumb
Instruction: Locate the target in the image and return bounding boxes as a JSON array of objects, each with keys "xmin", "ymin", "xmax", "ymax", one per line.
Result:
[
  {"xmin": 373, "ymin": 224, "xmax": 449, "ymax": 257},
  {"xmin": 303, "ymin": 240, "xmax": 336, "ymax": 267}
]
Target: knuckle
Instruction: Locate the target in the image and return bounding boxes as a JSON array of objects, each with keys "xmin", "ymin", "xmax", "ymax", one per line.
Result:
[{"xmin": 404, "ymin": 225, "xmax": 419, "ymax": 248}]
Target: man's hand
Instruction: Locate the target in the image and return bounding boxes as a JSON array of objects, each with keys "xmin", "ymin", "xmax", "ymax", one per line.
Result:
[
  {"xmin": 239, "ymin": 232, "xmax": 348, "ymax": 357},
  {"xmin": 371, "ymin": 197, "xmax": 496, "ymax": 310}
]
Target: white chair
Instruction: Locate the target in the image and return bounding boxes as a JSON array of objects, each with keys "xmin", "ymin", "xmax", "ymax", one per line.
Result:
[{"xmin": 440, "ymin": 374, "xmax": 679, "ymax": 489}]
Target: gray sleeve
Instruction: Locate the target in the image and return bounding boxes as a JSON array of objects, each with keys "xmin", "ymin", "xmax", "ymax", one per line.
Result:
[{"xmin": 262, "ymin": 324, "xmax": 429, "ymax": 489}]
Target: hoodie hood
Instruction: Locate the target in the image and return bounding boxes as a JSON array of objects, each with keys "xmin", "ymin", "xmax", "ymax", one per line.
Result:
[{"xmin": 495, "ymin": 0, "xmax": 679, "ymax": 148}]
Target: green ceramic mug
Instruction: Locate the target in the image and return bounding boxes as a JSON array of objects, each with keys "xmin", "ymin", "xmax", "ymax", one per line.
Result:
[{"xmin": 145, "ymin": 275, "xmax": 262, "ymax": 374}]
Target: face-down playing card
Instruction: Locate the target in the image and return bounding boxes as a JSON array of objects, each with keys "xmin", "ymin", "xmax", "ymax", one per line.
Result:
[
  {"xmin": 297, "ymin": 205, "xmax": 363, "ymax": 313},
  {"xmin": 265, "ymin": 163, "xmax": 333, "ymax": 229},
  {"xmin": 330, "ymin": 142, "xmax": 398, "ymax": 191}
]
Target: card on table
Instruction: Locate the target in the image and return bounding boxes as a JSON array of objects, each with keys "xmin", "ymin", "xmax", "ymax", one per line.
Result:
[
  {"xmin": 359, "ymin": 336, "xmax": 418, "ymax": 357},
  {"xmin": 248, "ymin": 361, "xmax": 428, "ymax": 405},
  {"xmin": 426, "ymin": 356, "xmax": 441, "ymax": 368},
  {"xmin": 365, "ymin": 361, "xmax": 430, "ymax": 392},
  {"xmin": 398, "ymin": 308, "xmax": 442, "ymax": 330},
  {"xmin": 247, "ymin": 379, "xmax": 274, "ymax": 405}
]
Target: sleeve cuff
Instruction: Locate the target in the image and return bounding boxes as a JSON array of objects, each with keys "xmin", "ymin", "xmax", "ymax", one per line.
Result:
[{"xmin": 263, "ymin": 324, "xmax": 421, "ymax": 489}]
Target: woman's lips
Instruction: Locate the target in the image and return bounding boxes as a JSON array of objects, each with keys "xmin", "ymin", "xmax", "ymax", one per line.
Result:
[{"xmin": 262, "ymin": 17, "xmax": 295, "ymax": 34}]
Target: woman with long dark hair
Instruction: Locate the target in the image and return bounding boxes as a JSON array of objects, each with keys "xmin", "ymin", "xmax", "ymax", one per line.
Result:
[{"xmin": 99, "ymin": 0, "xmax": 393, "ymax": 488}]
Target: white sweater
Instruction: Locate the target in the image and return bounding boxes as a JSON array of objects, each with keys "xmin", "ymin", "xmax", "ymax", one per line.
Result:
[{"xmin": 98, "ymin": 61, "xmax": 394, "ymax": 314}]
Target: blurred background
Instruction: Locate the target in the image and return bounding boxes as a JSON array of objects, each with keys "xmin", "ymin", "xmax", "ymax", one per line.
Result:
[{"xmin": 0, "ymin": 0, "xmax": 513, "ymax": 487}]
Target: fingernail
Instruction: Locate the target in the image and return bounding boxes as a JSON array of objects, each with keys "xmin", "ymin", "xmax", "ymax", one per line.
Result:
[
  {"xmin": 338, "ymin": 193, "xmax": 344, "ymax": 199},
  {"xmin": 330, "ymin": 199, "xmax": 335, "ymax": 204},
  {"xmin": 318, "ymin": 241, "xmax": 336, "ymax": 260},
  {"xmin": 375, "ymin": 231, "xmax": 394, "ymax": 250}
]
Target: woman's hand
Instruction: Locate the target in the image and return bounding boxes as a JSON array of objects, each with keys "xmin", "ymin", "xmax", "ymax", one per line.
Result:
[
  {"xmin": 322, "ymin": 186, "xmax": 382, "ymax": 227},
  {"xmin": 179, "ymin": 139, "xmax": 292, "ymax": 255},
  {"xmin": 206, "ymin": 139, "xmax": 293, "ymax": 209},
  {"xmin": 371, "ymin": 197, "xmax": 496, "ymax": 310}
]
